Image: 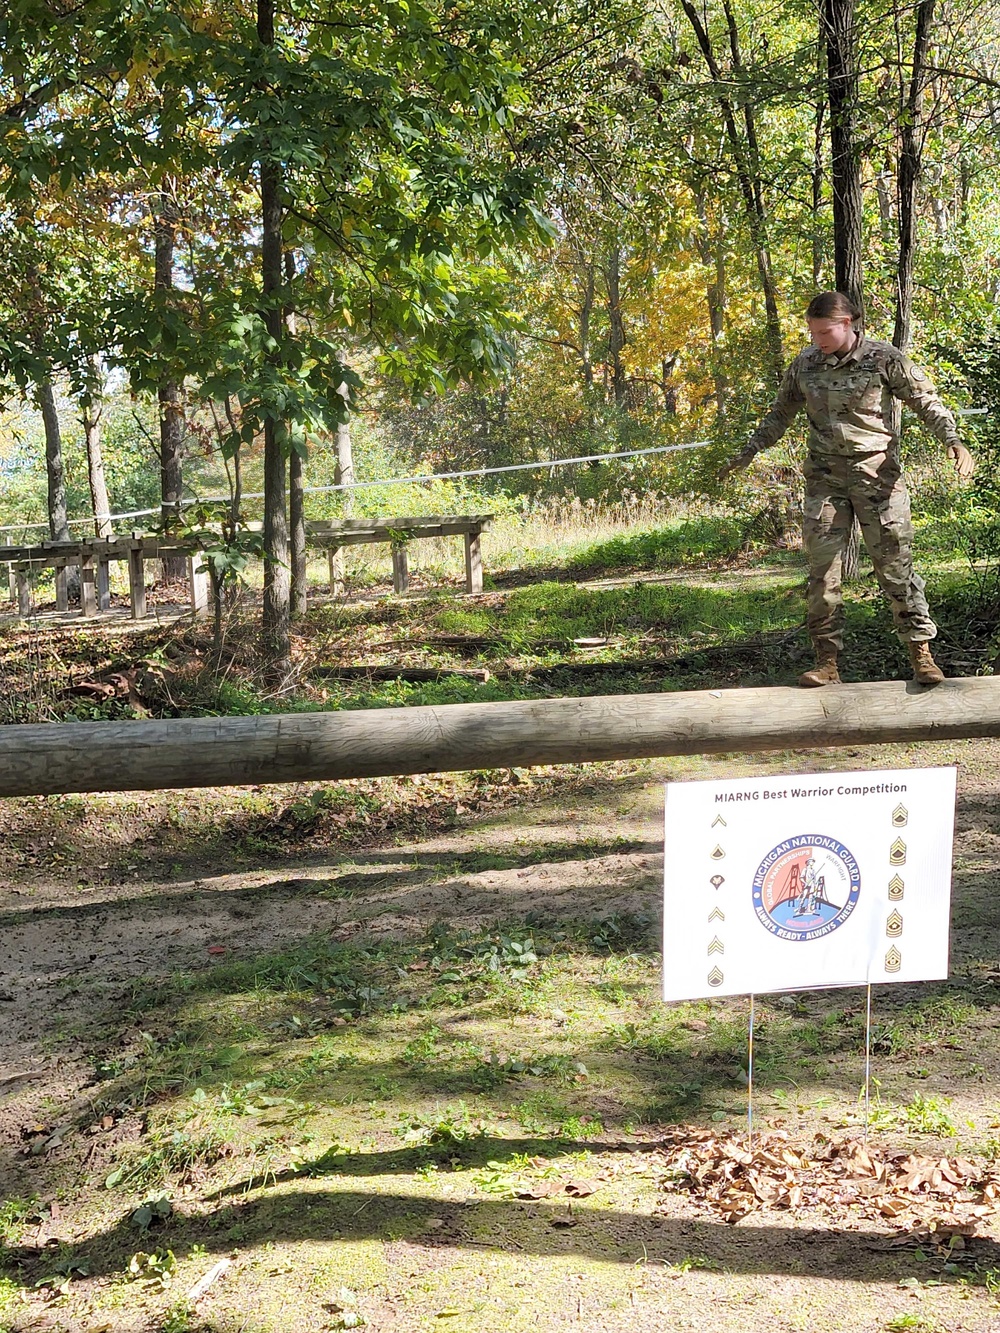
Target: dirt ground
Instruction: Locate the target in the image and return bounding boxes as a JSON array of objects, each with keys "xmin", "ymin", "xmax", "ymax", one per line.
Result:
[{"xmin": 5, "ymin": 737, "xmax": 1000, "ymax": 1332}]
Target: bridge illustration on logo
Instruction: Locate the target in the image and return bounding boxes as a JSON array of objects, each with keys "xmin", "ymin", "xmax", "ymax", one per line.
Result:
[{"xmin": 753, "ymin": 834, "xmax": 861, "ymax": 942}]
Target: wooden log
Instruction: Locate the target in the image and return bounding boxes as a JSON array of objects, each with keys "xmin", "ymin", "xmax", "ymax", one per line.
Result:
[
  {"xmin": 80, "ymin": 554, "xmax": 98, "ymax": 617},
  {"xmin": 328, "ymin": 545, "xmax": 345, "ymax": 596},
  {"xmin": 15, "ymin": 567, "xmax": 33, "ymax": 617},
  {"xmin": 0, "ymin": 677, "xmax": 999, "ymax": 797},
  {"xmin": 464, "ymin": 528, "xmax": 483, "ymax": 594},
  {"xmin": 189, "ymin": 554, "xmax": 209, "ymax": 618},
  {"xmin": 391, "ymin": 542, "xmax": 409, "ymax": 595},
  {"xmin": 54, "ymin": 566, "xmax": 69, "ymax": 612},
  {"xmin": 128, "ymin": 546, "xmax": 147, "ymax": 620},
  {"xmin": 97, "ymin": 558, "xmax": 111, "ymax": 612},
  {"xmin": 313, "ymin": 665, "xmax": 491, "ymax": 682}
]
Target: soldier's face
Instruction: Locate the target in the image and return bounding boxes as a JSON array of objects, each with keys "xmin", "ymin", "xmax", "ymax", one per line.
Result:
[{"xmin": 807, "ymin": 316, "xmax": 855, "ymax": 356}]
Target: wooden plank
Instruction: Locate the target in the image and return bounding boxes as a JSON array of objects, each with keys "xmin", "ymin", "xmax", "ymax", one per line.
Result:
[
  {"xmin": 309, "ymin": 514, "xmax": 493, "ymax": 532},
  {"xmin": 54, "ymin": 566, "xmax": 69, "ymax": 612},
  {"xmin": 307, "ymin": 516, "xmax": 494, "ymax": 543},
  {"xmin": 97, "ymin": 558, "xmax": 111, "ymax": 612},
  {"xmin": 391, "ymin": 542, "xmax": 409, "ymax": 595},
  {"xmin": 327, "ymin": 545, "xmax": 345, "ymax": 596},
  {"xmin": 464, "ymin": 529, "xmax": 483, "ymax": 594},
  {"xmin": 0, "ymin": 677, "xmax": 996, "ymax": 797},
  {"xmin": 128, "ymin": 546, "xmax": 147, "ymax": 620},
  {"xmin": 80, "ymin": 555, "xmax": 98, "ymax": 617},
  {"xmin": 15, "ymin": 567, "xmax": 33, "ymax": 617},
  {"xmin": 189, "ymin": 554, "xmax": 209, "ymax": 618}
]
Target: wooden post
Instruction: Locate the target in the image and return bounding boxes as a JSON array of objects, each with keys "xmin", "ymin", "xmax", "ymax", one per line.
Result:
[
  {"xmin": 97, "ymin": 558, "xmax": 111, "ymax": 612},
  {"xmin": 54, "ymin": 565, "xmax": 69, "ymax": 612},
  {"xmin": 15, "ymin": 566, "xmax": 33, "ymax": 617},
  {"xmin": 328, "ymin": 545, "xmax": 345, "ymax": 596},
  {"xmin": 7, "ymin": 566, "xmax": 15, "ymax": 604},
  {"xmin": 391, "ymin": 541, "xmax": 409, "ymax": 595},
  {"xmin": 189, "ymin": 553, "xmax": 209, "ymax": 618},
  {"xmin": 128, "ymin": 546, "xmax": 147, "ymax": 620},
  {"xmin": 80, "ymin": 553, "xmax": 98, "ymax": 617},
  {"xmin": 0, "ymin": 677, "xmax": 996, "ymax": 797},
  {"xmin": 464, "ymin": 528, "xmax": 483, "ymax": 594}
]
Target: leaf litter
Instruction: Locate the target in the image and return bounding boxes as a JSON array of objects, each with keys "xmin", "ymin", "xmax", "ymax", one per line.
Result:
[{"xmin": 655, "ymin": 1129, "xmax": 1000, "ymax": 1242}]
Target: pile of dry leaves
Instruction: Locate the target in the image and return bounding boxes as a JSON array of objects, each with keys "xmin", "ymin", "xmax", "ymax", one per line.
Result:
[{"xmin": 658, "ymin": 1130, "xmax": 1000, "ymax": 1236}]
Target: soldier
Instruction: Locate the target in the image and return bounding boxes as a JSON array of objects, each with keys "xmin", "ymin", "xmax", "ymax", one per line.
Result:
[{"xmin": 722, "ymin": 291, "xmax": 974, "ymax": 687}]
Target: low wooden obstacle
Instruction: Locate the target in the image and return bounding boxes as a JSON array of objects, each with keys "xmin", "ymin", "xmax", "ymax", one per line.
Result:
[
  {"xmin": 309, "ymin": 514, "xmax": 494, "ymax": 595},
  {"xmin": 0, "ymin": 513, "xmax": 495, "ymax": 620},
  {"xmin": 0, "ymin": 534, "xmax": 209, "ymax": 620},
  {"xmin": 1, "ymin": 676, "xmax": 998, "ymax": 798}
]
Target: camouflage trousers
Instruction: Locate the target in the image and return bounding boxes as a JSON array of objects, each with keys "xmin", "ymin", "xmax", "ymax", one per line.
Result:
[{"xmin": 802, "ymin": 456, "xmax": 936, "ymax": 650}]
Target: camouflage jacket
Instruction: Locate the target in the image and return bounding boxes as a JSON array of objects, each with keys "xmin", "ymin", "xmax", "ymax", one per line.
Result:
[{"xmin": 748, "ymin": 336, "xmax": 961, "ymax": 461}]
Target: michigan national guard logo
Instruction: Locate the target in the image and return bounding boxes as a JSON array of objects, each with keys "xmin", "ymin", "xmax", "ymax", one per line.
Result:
[{"xmin": 753, "ymin": 835, "xmax": 861, "ymax": 942}]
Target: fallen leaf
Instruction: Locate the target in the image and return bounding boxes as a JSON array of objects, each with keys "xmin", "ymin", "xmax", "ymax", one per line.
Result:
[{"xmin": 564, "ymin": 1180, "xmax": 597, "ymax": 1197}]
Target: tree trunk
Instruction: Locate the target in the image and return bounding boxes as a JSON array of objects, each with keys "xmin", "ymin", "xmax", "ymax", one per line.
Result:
[
  {"xmin": 284, "ymin": 251, "xmax": 308, "ymax": 620},
  {"xmin": 258, "ymin": 0, "xmax": 290, "ymax": 667},
  {"xmin": 335, "ymin": 385, "xmax": 355, "ymax": 517},
  {"xmin": 893, "ymin": 0, "xmax": 935, "ymax": 356},
  {"xmin": 154, "ymin": 189, "xmax": 186, "ymax": 579},
  {"xmin": 680, "ymin": 0, "xmax": 783, "ymax": 383},
  {"xmin": 38, "ymin": 378, "xmax": 69, "ymax": 542},
  {"xmin": 289, "ymin": 443, "xmax": 306, "ymax": 619},
  {"xmin": 822, "ymin": 0, "xmax": 865, "ymax": 318},
  {"xmin": 579, "ymin": 257, "xmax": 595, "ymax": 391},
  {"xmin": 606, "ymin": 246, "xmax": 627, "ymax": 409},
  {"xmin": 82, "ymin": 375, "xmax": 111, "ymax": 540},
  {"xmin": 693, "ymin": 184, "xmax": 729, "ymax": 418},
  {"xmin": 812, "ymin": 93, "xmax": 826, "ymax": 286}
]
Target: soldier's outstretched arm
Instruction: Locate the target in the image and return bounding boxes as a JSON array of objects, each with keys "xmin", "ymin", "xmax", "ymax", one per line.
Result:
[
  {"xmin": 720, "ymin": 360, "xmax": 804, "ymax": 480},
  {"xmin": 884, "ymin": 351, "xmax": 975, "ymax": 480}
]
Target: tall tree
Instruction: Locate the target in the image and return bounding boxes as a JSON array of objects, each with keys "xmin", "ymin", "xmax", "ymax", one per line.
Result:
[
  {"xmin": 893, "ymin": 0, "xmax": 936, "ymax": 353},
  {"xmin": 680, "ymin": 0, "xmax": 784, "ymax": 382},
  {"xmin": 822, "ymin": 0, "xmax": 865, "ymax": 317}
]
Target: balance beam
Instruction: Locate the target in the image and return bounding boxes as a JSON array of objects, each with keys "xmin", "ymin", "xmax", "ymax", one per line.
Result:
[{"xmin": 2, "ymin": 677, "xmax": 999, "ymax": 797}]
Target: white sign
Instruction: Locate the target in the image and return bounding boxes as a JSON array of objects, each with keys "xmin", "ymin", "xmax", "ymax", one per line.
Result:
[{"xmin": 662, "ymin": 767, "xmax": 956, "ymax": 1002}]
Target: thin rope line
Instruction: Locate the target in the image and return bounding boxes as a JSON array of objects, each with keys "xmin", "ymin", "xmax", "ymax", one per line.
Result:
[{"xmin": 0, "ymin": 439, "xmax": 711, "ymax": 535}]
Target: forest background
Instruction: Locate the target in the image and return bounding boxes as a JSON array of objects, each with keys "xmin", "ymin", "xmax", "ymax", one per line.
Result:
[{"xmin": 4, "ymin": 0, "xmax": 1000, "ymax": 667}]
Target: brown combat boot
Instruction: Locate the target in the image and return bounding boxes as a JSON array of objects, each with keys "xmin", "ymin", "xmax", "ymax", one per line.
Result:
[
  {"xmin": 908, "ymin": 641, "xmax": 944, "ymax": 686},
  {"xmin": 799, "ymin": 643, "xmax": 841, "ymax": 688}
]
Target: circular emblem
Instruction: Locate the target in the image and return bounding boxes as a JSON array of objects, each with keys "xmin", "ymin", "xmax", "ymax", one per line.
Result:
[{"xmin": 753, "ymin": 834, "xmax": 860, "ymax": 941}]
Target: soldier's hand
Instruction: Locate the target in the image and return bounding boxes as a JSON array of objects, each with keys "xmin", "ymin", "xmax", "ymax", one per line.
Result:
[
  {"xmin": 947, "ymin": 443, "xmax": 975, "ymax": 481},
  {"xmin": 719, "ymin": 449, "xmax": 756, "ymax": 482}
]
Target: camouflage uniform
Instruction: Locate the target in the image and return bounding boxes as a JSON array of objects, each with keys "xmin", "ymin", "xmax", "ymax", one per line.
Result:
[{"xmin": 747, "ymin": 336, "xmax": 961, "ymax": 649}]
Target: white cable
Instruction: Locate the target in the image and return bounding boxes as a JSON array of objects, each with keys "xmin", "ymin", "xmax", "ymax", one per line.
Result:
[{"xmin": 0, "ymin": 439, "xmax": 711, "ymax": 535}]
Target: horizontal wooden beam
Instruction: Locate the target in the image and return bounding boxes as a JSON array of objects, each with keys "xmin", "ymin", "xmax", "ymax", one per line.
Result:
[{"xmin": 0, "ymin": 677, "xmax": 997, "ymax": 797}]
